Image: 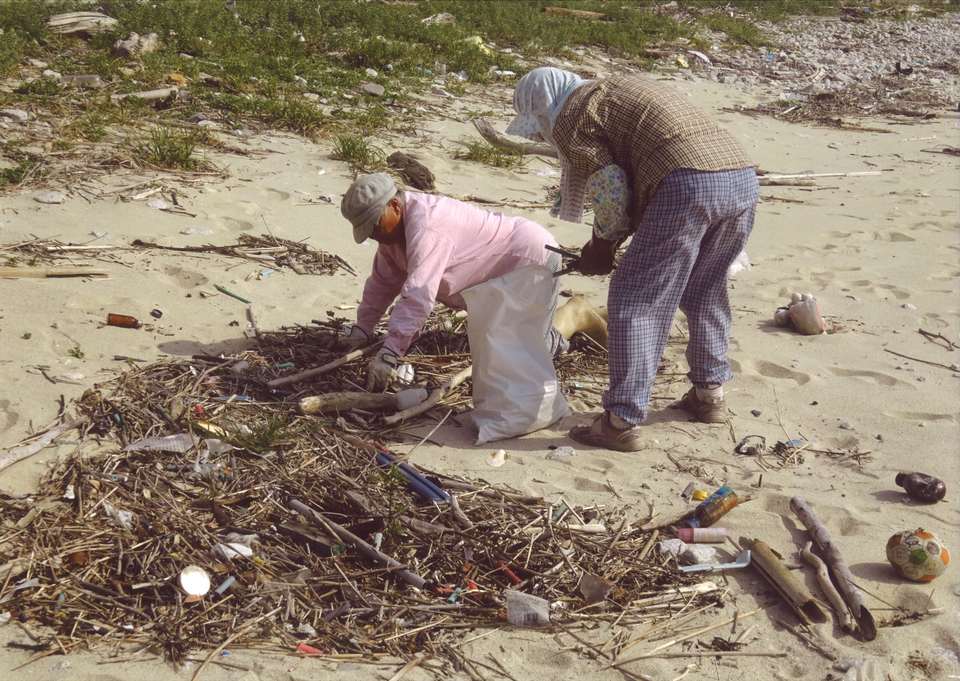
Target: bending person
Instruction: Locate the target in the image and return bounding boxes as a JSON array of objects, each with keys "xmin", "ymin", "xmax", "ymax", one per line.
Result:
[
  {"xmin": 507, "ymin": 66, "xmax": 758, "ymax": 451},
  {"xmin": 338, "ymin": 173, "xmax": 604, "ymax": 391}
]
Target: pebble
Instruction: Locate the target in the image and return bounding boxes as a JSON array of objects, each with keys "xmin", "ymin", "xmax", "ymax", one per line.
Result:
[
  {"xmin": 0, "ymin": 108, "xmax": 29, "ymax": 123},
  {"xmin": 750, "ymin": 409, "xmax": 762, "ymax": 417},
  {"xmin": 34, "ymin": 190, "xmax": 65, "ymax": 204},
  {"xmin": 27, "ymin": 59, "xmax": 48, "ymax": 69},
  {"xmin": 546, "ymin": 446, "xmax": 576, "ymax": 461},
  {"xmin": 303, "ymin": 92, "xmax": 320, "ymax": 101},
  {"xmin": 293, "ymin": 75, "xmax": 308, "ymax": 87},
  {"xmin": 360, "ymin": 82, "xmax": 385, "ymax": 97},
  {"xmin": 42, "ymin": 69, "xmax": 62, "ymax": 81},
  {"xmin": 838, "ymin": 420, "xmax": 853, "ymax": 430},
  {"xmin": 901, "ymin": 303, "xmax": 917, "ymax": 310},
  {"xmin": 364, "ymin": 67, "xmax": 378, "ymax": 78}
]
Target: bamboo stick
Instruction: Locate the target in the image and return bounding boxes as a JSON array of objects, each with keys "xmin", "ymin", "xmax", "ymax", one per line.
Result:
[
  {"xmin": 289, "ymin": 499, "xmax": 427, "ymax": 590},
  {"xmin": 268, "ymin": 341, "xmax": 384, "ymax": 388}
]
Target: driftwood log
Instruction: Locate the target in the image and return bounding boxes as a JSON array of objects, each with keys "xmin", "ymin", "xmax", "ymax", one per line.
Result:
[
  {"xmin": 471, "ymin": 118, "xmax": 558, "ymax": 158},
  {"xmin": 790, "ymin": 496, "xmax": 876, "ymax": 640},
  {"xmin": 299, "ymin": 388, "xmax": 427, "ymax": 415}
]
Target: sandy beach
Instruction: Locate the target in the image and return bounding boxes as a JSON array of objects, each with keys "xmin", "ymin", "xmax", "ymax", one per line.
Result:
[{"xmin": 2, "ymin": 11, "xmax": 959, "ymax": 681}]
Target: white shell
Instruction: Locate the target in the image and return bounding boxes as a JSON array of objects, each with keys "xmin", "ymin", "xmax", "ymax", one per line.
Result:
[
  {"xmin": 179, "ymin": 565, "xmax": 211, "ymax": 596},
  {"xmin": 486, "ymin": 449, "xmax": 507, "ymax": 467}
]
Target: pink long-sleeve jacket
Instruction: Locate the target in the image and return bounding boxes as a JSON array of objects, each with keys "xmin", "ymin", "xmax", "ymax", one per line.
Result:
[{"xmin": 356, "ymin": 191, "xmax": 557, "ymax": 355}]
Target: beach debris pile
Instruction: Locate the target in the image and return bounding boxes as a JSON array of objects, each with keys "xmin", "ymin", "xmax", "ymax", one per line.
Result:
[
  {"xmin": 0, "ymin": 320, "xmax": 722, "ymax": 672},
  {"xmin": 0, "ymin": 310, "xmax": 730, "ymax": 672}
]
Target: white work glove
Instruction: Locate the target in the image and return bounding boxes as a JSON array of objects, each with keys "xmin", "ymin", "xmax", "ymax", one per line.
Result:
[
  {"xmin": 338, "ymin": 324, "xmax": 370, "ymax": 351},
  {"xmin": 366, "ymin": 347, "xmax": 400, "ymax": 392}
]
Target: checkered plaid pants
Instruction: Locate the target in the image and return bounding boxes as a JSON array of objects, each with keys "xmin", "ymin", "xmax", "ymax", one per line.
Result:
[{"xmin": 603, "ymin": 168, "xmax": 758, "ymax": 424}]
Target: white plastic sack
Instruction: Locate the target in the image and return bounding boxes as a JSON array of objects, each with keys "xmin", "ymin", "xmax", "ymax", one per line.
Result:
[{"xmin": 461, "ymin": 265, "xmax": 569, "ymax": 444}]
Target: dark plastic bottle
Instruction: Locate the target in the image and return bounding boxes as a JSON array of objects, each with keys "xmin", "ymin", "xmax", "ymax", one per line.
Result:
[
  {"xmin": 895, "ymin": 472, "xmax": 946, "ymax": 503},
  {"xmin": 682, "ymin": 486, "xmax": 739, "ymax": 528}
]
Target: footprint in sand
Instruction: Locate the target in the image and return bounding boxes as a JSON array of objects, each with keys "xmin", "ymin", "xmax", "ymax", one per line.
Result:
[
  {"xmin": 0, "ymin": 400, "xmax": 19, "ymax": 432},
  {"xmin": 220, "ymin": 217, "xmax": 255, "ymax": 232},
  {"xmin": 739, "ymin": 360, "xmax": 812, "ymax": 386},
  {"xmin": 162, "ymin": 265, "xmax": 209, "ymax": 288},
  {"xmin": 263, "ymin": 187, "xmax": 291, "ymax": 202},
  {"xmin": 573, "ymin": 477, "xmax": 611, "ymax": 493},
  {"xmin": 873, "ymin": 283, "xmax": 911, "ymax": 300},
  {"xmin": 912, "ymin": 219, "xmax": 946, "ymax": 233},
  {"xmin": 885, "ymin": 231, "xmax": 916, "ymax": 242},
  {"xmin": 829, "ymin": 367, "xmax": 910, "ymax": 387}
]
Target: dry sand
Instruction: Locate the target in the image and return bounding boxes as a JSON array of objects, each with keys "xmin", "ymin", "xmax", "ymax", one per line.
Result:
[{"xmin": 1, "ymin": 61, "xmax": 958, "ymax": 681}]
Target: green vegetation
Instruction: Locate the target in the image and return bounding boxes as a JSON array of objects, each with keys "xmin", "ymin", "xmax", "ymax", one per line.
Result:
[
  {"xmin": 0, "ymin": 0, "xmax": 950, "ymax": 184},
  {"xmin": 136, "ymin": 126, "xmax": 205, "ymax": 170},
  {"xmin": 230, "ymin": 416, "xmax": 289, "ymax": 454},
  {"xmin": 332, "ymin": 134, "xmax": 386, "ymax": 172},
  {"xmin": 0, "ymin": 160, "xmax": 33, "ymax": 188},
  {"xmin": 455, "ymin": 140, "xmax": 525, "ymax": 169}
]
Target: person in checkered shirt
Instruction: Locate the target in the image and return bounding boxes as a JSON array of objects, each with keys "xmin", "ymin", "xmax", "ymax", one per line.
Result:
[{"xmin": 508, "ymin": 67, "xmax": 758, "ymax": 451}]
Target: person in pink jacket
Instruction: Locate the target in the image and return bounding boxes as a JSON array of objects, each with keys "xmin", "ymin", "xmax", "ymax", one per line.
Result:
[{"xmin": 339, "ymin": 173, "xmax": 571, "ymax": 391}]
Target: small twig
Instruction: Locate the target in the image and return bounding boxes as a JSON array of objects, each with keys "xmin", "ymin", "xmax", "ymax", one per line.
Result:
[{"xmin": 883, "ymin": 348, "xmax": 956, "ymax": 371}]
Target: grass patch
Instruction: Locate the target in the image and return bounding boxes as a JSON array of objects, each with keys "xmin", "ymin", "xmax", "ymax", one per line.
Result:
[
  {"xmin": 455, "ymin": 140, "xmax": 524, "ymax": 169},
  {"xmin": 136, "ymin": 126, "xmax": 204, "ymax": 170},
  {"xmin": 230, "ymin": 416, "xmax": 290, "ymax": 454},
  {"xmin": 331, "ymin": 134, "xmax": 385, "ymax": 171},
  {"xmin": 0, "ymin": 160, "xmax": 33, "ymax": 189},
  {"xmin": 698, "ymin": 12, "xmax": 769, "ymax": 47}
]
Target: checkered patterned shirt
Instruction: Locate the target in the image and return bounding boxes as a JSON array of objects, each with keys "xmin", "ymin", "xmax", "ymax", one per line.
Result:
[{"xmin": 552, "ymin": 75, "xmax": 753, "ymax": 228}]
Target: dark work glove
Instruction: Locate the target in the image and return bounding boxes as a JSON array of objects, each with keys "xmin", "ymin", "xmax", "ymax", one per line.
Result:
[{"xmin": 577, "ymin": 236, "xmax": 616, "ymax": 276}]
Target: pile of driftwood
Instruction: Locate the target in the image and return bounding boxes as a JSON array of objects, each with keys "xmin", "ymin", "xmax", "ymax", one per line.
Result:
[{"xmin": 0, "ymin": 317, "xmax": 722, "ymax": 678}]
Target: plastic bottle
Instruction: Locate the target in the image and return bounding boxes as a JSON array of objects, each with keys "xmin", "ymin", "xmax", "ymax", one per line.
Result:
[
  {"xmin": 682, "ymin": 486, "xmax": 739, "ymax": 528},
  {"xmin": 106, "ymin": 313, "xmax": 141, "ymax": 329},
  {"xmin": 895, "ymin": 472, "xmax": 946, "ymax": 503},
  {"xmin": 676, "ymin": 527, "xmax": 728, "ymax": 543}
]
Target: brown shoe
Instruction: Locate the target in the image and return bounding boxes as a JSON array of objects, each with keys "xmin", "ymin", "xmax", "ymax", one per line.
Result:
[
  {"xmin": 568, "ymin": 412, "xmax": 645, "ymax": 452},
  {"xmin": 670, "ymin": 388, "xmax": 727, "ymax": 424}
]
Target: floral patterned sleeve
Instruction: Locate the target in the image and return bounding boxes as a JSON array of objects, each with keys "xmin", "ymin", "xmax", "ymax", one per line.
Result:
[{"xmin": 586, "ymin": 164, "xmax": 630, "ymax": 241}]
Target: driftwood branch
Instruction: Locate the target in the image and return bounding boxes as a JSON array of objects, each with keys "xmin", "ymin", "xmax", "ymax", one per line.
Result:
[
  {"xmin": 383, "ymin": 365, "xmax": 472, "ymax": 425},
  {"xmin": 472, "ymin": 118, "xmax": 558, "ymax": 158},
  {"xmin": 790, "ymin": 496, "xmax": 876, "ymax": 640},
  {"xmin": 268, "ymin": 341, "xmax": 384, "ymax": 388},
  {"xmin": 801, "ymin": 541, "xmax": 855, "ymax": 631}
]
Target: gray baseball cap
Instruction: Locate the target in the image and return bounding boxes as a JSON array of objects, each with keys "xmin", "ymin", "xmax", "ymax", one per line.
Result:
[{"xmin": 340, "ymin": 173, "xmax": 398, "ymax": 244}]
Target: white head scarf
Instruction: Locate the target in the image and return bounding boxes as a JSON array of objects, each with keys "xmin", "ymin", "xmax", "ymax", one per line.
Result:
[{"xmin": 506, "ymin": 67, "xmax": 585, "ymax": 143}]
